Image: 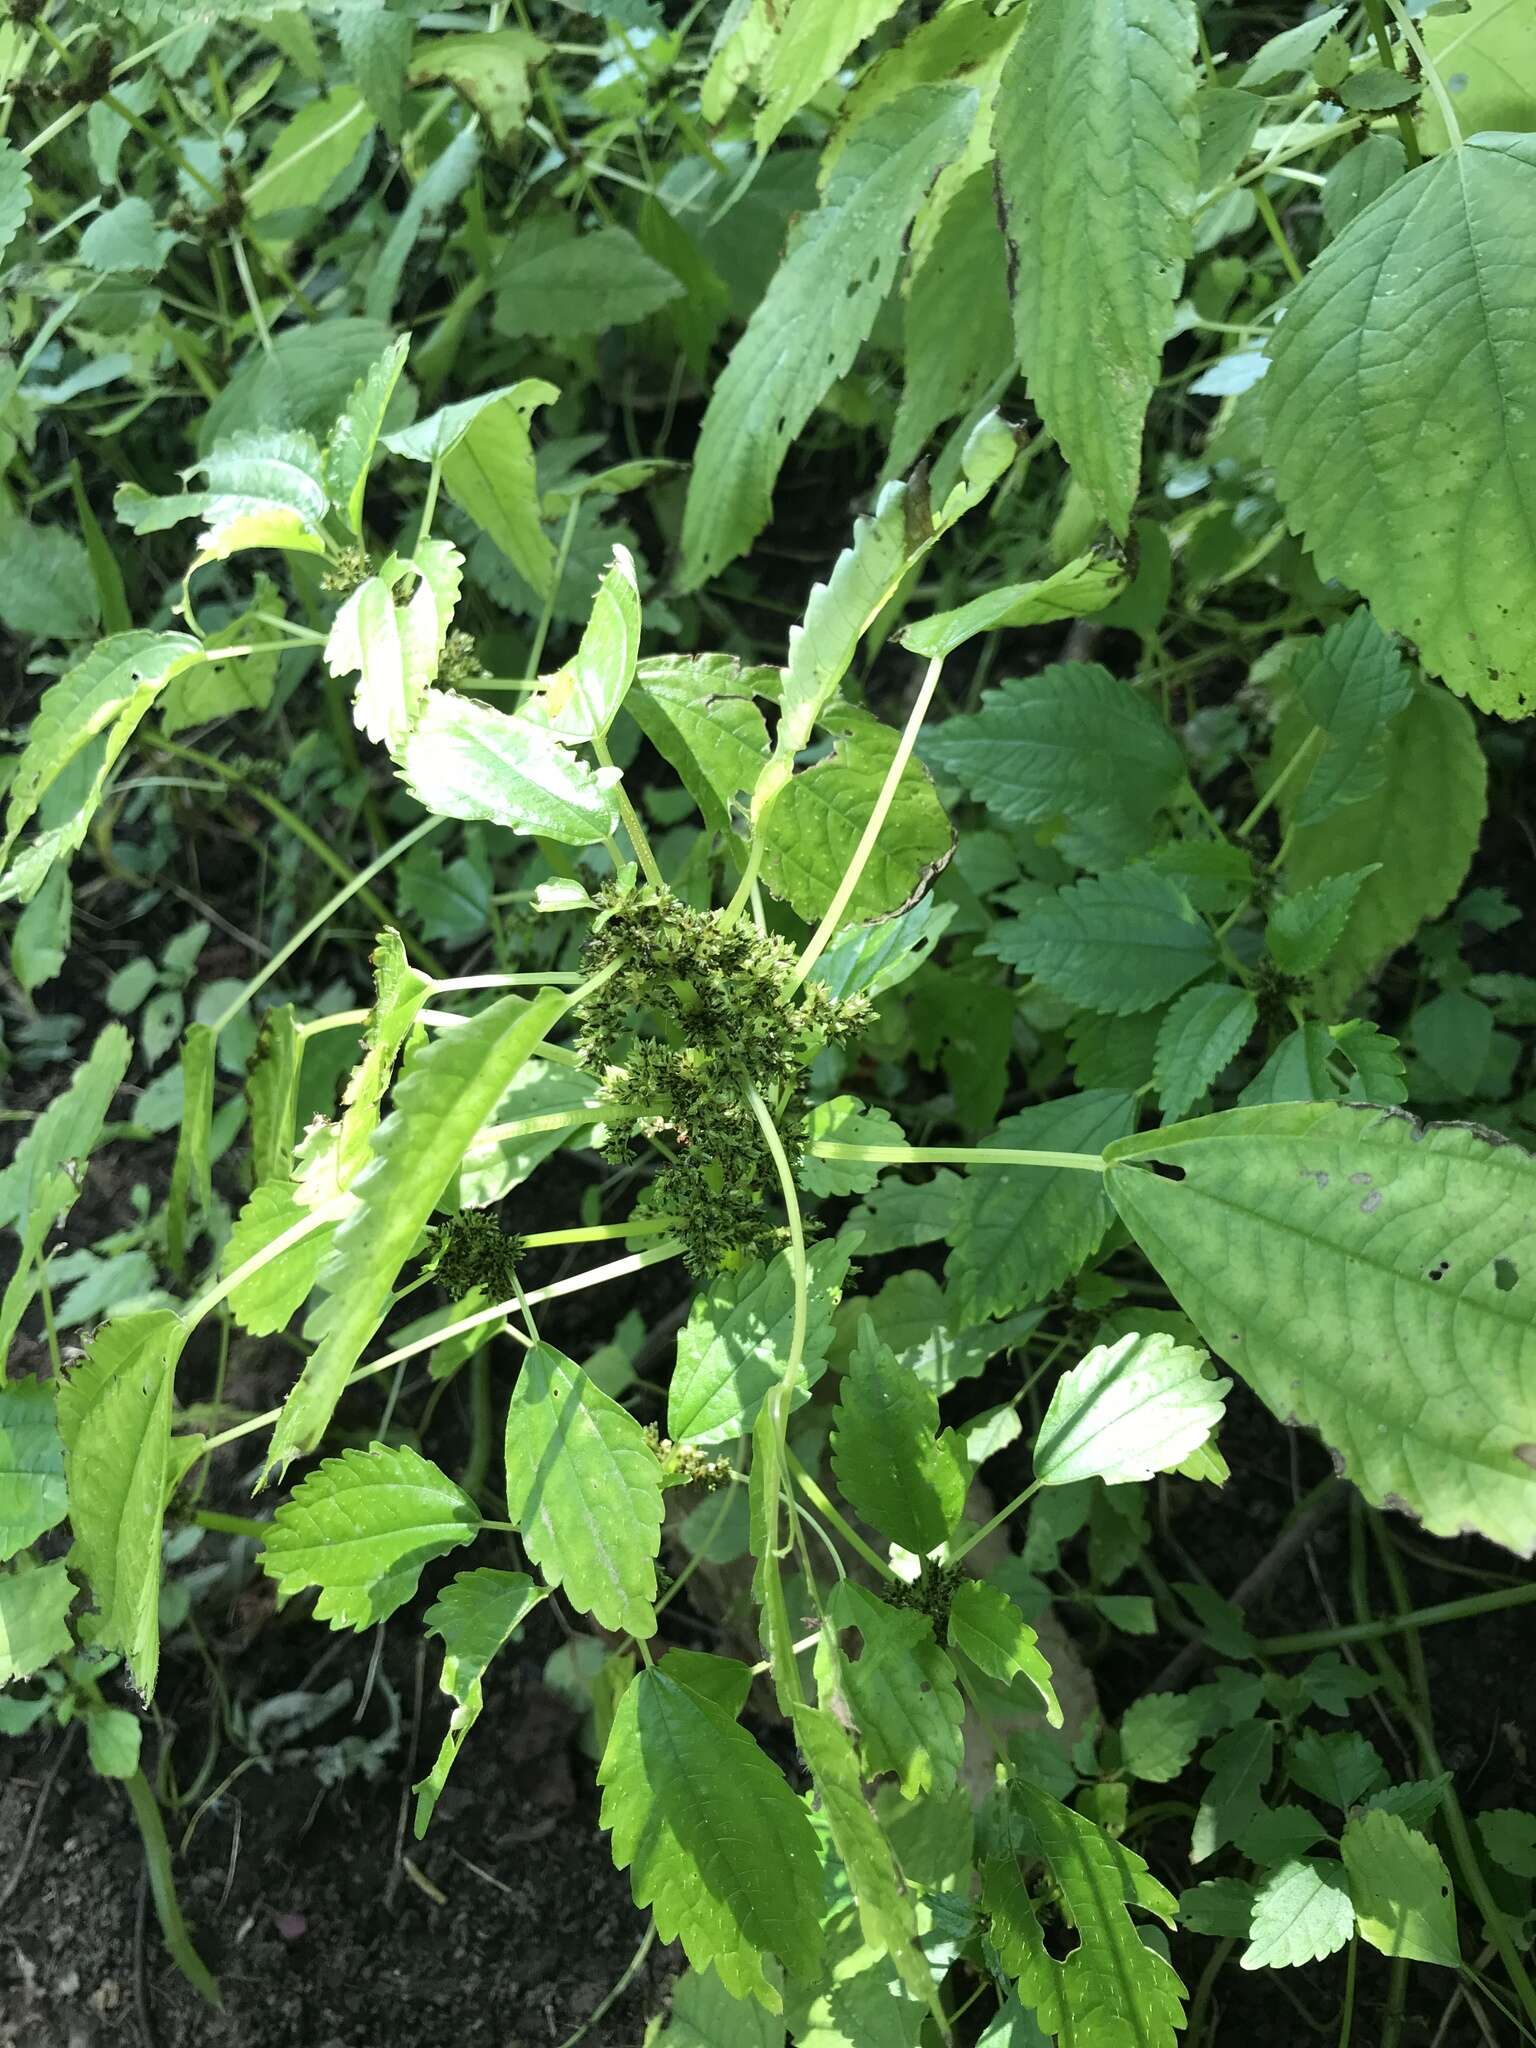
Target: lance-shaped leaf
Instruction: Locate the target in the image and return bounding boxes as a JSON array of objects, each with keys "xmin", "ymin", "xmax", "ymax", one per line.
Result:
[
  {"xmin": 899, "ymin": 554, "xmax": 1125, "ymax": 659},
  {"xmin": 994, "ymin": 0, "xmax": 1200, "ymax": 533},
  {"xmin": 165, "ymin": 1023, "xmax": 215, "ymax": 1275},
  {"xmin": 56, "ymin": 1311, "xmax": 186, "ymax": 1697},
  {"xmin": 398, "ymin": 688, "xmax": 622, "ymax": 845},
  {"xmin": 947, "ymin": 1578, "xmax": 1061, "ymax": 1727},
  {"xmin": 328, "ymin": 542, "xmax": 463, "ymax": 754},
  {"xmin": 503, "ymin": 1343, "xmax": 663, "ymax": 1639},
  {"xmin": 261, "ymin": 1444, "xmax": 480, "ymax": 1630},
  {"xmin": 830, "ymin": 1318, "xmax": 968, "ymax": 1555},
  {"xmin": 246, "ymin": 1003, "xmax": 303, "ymax": 1185},
  {"xmin": 324, "ymin": 336, "xmax": 409, "ymax": 534},
  {"xmin": 1105, "ymin": 1102, "xmax": 1536, "ymax": 1555},
  {"xmin": 680, "ymin": 84, "xmax": 975, "ymax": 588},
  {"xmin": 530, "ymin": 544, "xmax": 641, "ymax": 743},
  {"xmin": 1154, "ymin": 984, "xmax": 1257, "ymax": 1122},
  {"xmin": 991, "ymin": 864, "xmax": 1217, "ymax": 1014},
  {"xmin": 385, "ymin": 379, "xmax": 560, "ymax": 596},
  {"xmin": 1034, "ymin": 1332, "xmax": 1229, "ymax": 1488},
  {"xmin": 1282, "ymin": 609, "xmax": 1415, "ymax": 829},
  {"xmin": 267, "ymin": 988, "xmax": 570, "ymax": 1473},
  {"xmin": 1241, "ymin": 1860, "xmax": 1355, "ymax": 1971},
  {"xmin": 115, "ymin": 430, "xmax": 331, "ymax": 560},
  {"xmin": 0, "ymin": 1379, "xmax": 66, "ymax": 1563},
  {"xmin": 598, "ymin": 1652, "xmax": 824, "ymax": 2009},
  {"xmin": 1341, "ymin": 1810, "xmax": 1460, "ymax": 1967},
  {"xmin": 414, "ymin": 1568, "xmax": 544, "ymax": 1835},
  {"xmin": 0, "ymin": 1560, "xmax": 74, "ymax": 1686},
  {"xmin": 1263, "ymin": 134, "xmax": 1536, "ymax": 716},
  {"xmin": 0, "ymin": 138, "xmax": 31, "ymax": 268}
]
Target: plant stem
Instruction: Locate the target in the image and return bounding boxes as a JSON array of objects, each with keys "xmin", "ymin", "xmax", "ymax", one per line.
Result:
[
  {"xmin": 785, "ymin": 1450, "xmax": 894, "ymax": 1580},
  {"xmin": 428, "ymin": 972, "xmax": 586, "ymax": 992},
  {"xmin": 594, "ymin": 732, "xmax": 666, "ymax": 889},
  {"xmin": 188, "ymin": 1509, "xmax": 270, "ymax": 1541},
  {"xmin": 948, "ymin": 1476, "xmax": 1044, "ymax": 1566},
  {"xmin": 1253, "ymin": 185, "xmax": 1303, "ymax": 286},
  {"xmin": 122, "ymin": 1769, "xmax": 222, "ymax": 2007},
  {"xmin": 1338, "ymin": 1936, "xmax": 1358, "ymax": 2048},
  {"xmin": 792, "ymin": 655, "xmax": 945, "ymax": 988},
  {"xmin": 1257, "ymin": 1579, "xmax": 1536, "ymax": 1654},
  {"xmin": 1383, "ymin": 0, "xmax": 1459, "ymax": 149},
  {"xmin": 1236, "ymin": 728, "xmax": 1320, "ymax": 840},
  {"xmin": 810, "ymin": 1141, "xmax": 1105, "ymax": 1174},
  {"xmin": 1363, "ymin": 0, "xmax": 1425, "ymax": 166},
  {"xmin": 183, "ymin": 1192, "xmax": 352, "ymax": 1329}
]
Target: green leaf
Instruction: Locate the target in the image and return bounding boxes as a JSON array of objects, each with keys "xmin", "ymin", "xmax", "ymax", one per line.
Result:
[
  {"xmin": 627, "ymin": 654, "xmax": 772, "ymax": 836},
  {"xmin": 386, "ymin": 380, "xmax": 560, "ymax": 595},
  {"xmin": 680, "ymin": 85, "xmax": 975, "ymax": 588},
  {"xmin": 365, "ymin": 125, "xmax": 479, "ymax": 322},
  {"xmin": 160, "ymin": 576, "xmax": 289, "ymax": 736},
  {"xmin": 811, "ymin": 895, "xmax": 954, "ymax": 1005},
  {"xmin": 899, "ymin": 554, "xmax": 1125, "ymax": 660},
  {"xmin": 246, "ymin": 86, "xmax": 375, "ymax": 235},
  {"xmin": 337, "ymin": 0, "xmax": 413, "ymax": 137},
  {"xmin": 79, "ymin": 195, "xmax": 173, "ymax": 273},
  {"xmin": 751, "ymin": 0, "xmax": 902, "ymax": 147},
  {"xmin": 0, "ymin": 138, "xmax": 32, "ymax": 268},
  {"xmin": 1322, "ymin": 134, "xmax": 1407, "ymax": 236},
  {"xmin": 800, "ymin": 1096, "xmax": 905, "ymax": 1198},
  {"xmin": 1285, "ymin": 610, "xmax": 1416, "ymax": 830},
  {"xmin": 503, "ymin": 1343, "xmax": 663, "ymax": 1639},
  {"xmin": 598, "ymin": 1653, "xmax": 824, "ymax": 2008},
  {"xmin": 247, "ymin": 1004, "xmax": 302, "ymax": 1184},
  {"xmin": 1119, "ymin": 1690, "xmax": 1207, "ymax": 1784},
  {"xmin": 759, "ymin": 705, "xmax": 952, "ymax": 927},
  {"xmin": 1192, "ymin": 1721, "xmax": 1276, "ymax": 1862},
  {"xmin": 946, "ymin": 1578, "xmax": 1061, "ymax": 1727},
  {"xmin": 495, "ymin": 225, "xmax": 682, "ymax": 337},
  {"xmin": 324, "ymin": 335, "xmax": 410, "ymax": 535},
  {"xmin": 0, "ymin": 521, "xmax": 98, "ymax": 642},
  {"xmin": 1265, "ymin": 870, "xmax": 1380, "ymax": 979},
  {"xmin": 0, "ymin": 633, "xmax": 203, "ymax": 904},
  {"xmin": 994, "ymin": 0, "xmax": 1199, "ymax": 533},
  {"xmin": 1420, "ymin": 0, "xmax": 1536, "ymax": 156},
  {"xmin": 531, "ymin": 544, "xmax": 641, "ymax": 742},
  {"xmin": 991, "ymin": 865, "xmax": 1217, "ymax": 1014},
  {"xmin": 820, "ymin": 1582, "xmax": 965, "ymax": 1801},
  {"xmin": 86, "ymin": 1704, "xmax": 142, "ymax": 1779},
  {"xmin": 1341, "ymin": 1809, "xmax": 1460, "ymax": 1968},
  {"xmin": 398, "ymin": 689, "xmax": 622, "ymax": 844},
  {"xmin": 1106, "ymin": 1102, "xmax": 1536, "ymax": 1554},
  {"xmin": 115, "ymin": 430, "xmax": 331, "ymax": 561},
  {"xmin": 10, "ymin": 861, "xmax": 70, "ymax": 993},
  {"xmin": 262, "ymin": 1444, "xmax": 479, "ymax": 1629},
  {"xmin": 406, "ymin": 28, "xmax": 547, "ymax": 148},
  {"xmin": 1154, "ymin": 984, "xmax": 1257, "ymax": 1122},
  {"xmin": 1477, "ymin": 1808, "xmax": 1536, "ymax": 1880},
  {"xmin": 652, "ymin": 1967, "xmax": 786, "ymax": 2048},
  {"xmin": 56, "ymin": 1311, "xmax": 185, "ymax": 1697},
  {"xmin": 891, "ymin": 169, "xmax": 1014, "ymax": 476},
  {"xmin": 267, "ymin": 988, "xmax": 571, "ymax": 1471},
  {"xmin": 831, "ymin": 1318, "xmax": 968, "ymax": 1555},
  {"xmin": 944, "ymin": 1091, "xmax": 1134, "ymax": 1321},
  {"xmin": 0, "ymin": 1379, "xmax": 67, "ymax": 1563},
  {"xmin": 329, "ymin": 543, "xmax": 463, "ymax": 754},
  {"xmin": 414, "ymin": 1568, "xmax": 544, "ymax": 1834},
  {"xmin": 335, "ymin": 925, "xmax": 434, "ymax": 1179},
  {"xmin": 1241, "ymin": 8, "xmax": 1344, "ymax": 87},
  {"xmin": 166, "ymin": 1023, "xmax": 215, "ymax": 1274},
  {"xmin": 1282, "ymin": 687, "xmax": 1486, "ymax": 1011},
  {"xmin": 929, "ymin": 661, "xmax": 1184, "ymax": 866},
  {"xmin": 221, "ymin": 1178, "xmax": 340, "ymax": 1337},
  {"xmin": 1035, "ymin": 1332, "xmax": 1229, "ymax": 1488},
  {"xmin": 0, "ymin": 1561, "xmax": 74, "ymax": 1686},
  {"xmin": 1262, "ymin": 134, "xmax": 1536, "ymax": 716},
  {"xmin": 1289, "ymin": 1728, "xmax": 1388, "ymax": 1810},
  {"xmin": 1241, "ymin": 1860, "xmax": 1355, "ymax": 1971},
  {"xmin": 669, "ymin": 1238, "xmax": 850, "ymax": 1447}
]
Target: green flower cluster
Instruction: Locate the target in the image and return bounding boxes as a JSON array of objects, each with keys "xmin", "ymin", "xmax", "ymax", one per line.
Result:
[
  {"xmin": 577, "ymin": 880, "xmax": 869, "ymax": 1274},
  {"xmin": 429, "ymin": 1210, "xmax": 526, "ymax": 1302},
  {"xmin": 643, "ymin": 1423, "xmax": 732, "ymax": 1491}
]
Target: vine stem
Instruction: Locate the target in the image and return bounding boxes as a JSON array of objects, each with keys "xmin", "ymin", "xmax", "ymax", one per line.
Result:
[
  {"xmin": 1258, "ymin": 1579, "xmax": 1536, "ymax": 1654},
  {"xmin": 791, "ymin": 654, "xmax": 945, "ymax": 989},
  {"xmin": 811, "ymin": 1141, "xmax": 1104, "ymax": 1174}
]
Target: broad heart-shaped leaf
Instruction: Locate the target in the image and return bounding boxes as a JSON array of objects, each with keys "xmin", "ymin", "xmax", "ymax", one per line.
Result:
[
  {"xmin": 818, "ymin": 1581, "xmax": 965, "ymax": 1800},
  {"xmin": 946, "ymin": 1577, "xmax": 1061, "ymax": 1727},
  {"xmin": 994, "ymin": 0, "xmax": 1199, "ymax": 533},
  {"xmin": 56, "ymin": 1311, "xmax": 185, "ymax": 1698},
  {"xmin": 898, "ymin": 554, "xmax": 1125, "ymax": 660},
  {"xmin": 0, "ymin": 1560, "xmax": 74, "ymax": 1686},
  {"xmin": 1105, "ymin": 1103, "xmax": 1536, "ymax": 1555},
  {"xmin": 114, "ymin": 430, "xmax": 331, "ymax": 560},
  {"xmin": 1241, "ymin": 1860, "xmax": 1354, "ymax": 1971},
  {"xmin": 397, "ymin": 688, "xmax": 622, "ymax": 845},
  {"xmin": 1154, "ymin": 983, "xmax": 1257, "ymax": 1122},
  {"xmin": 267, "ymin": 988, "xmax": 571, "ymax": 1473},
  {"xmin": 679, "ymin": 83, "xmax": 975, "ymax": 589},
  {"xmin": 0, "ymin": 633, "xmax": 203, "ymax": 905},
  {"xmin": 989, "ymin": 865, "xmax": 1217, "ymax": 1015},
  {"xmin": 1341, "ymin": 1810, "xmax": 1460, "ymax": 1968},
  {"xmin": 324, "ymin": 335, "xmax": 409, "ymax": 535},
  {"xmin": 261, "ymin": 1444, "xmax": 480, "ymax": 1630},
  {"xmin": 627, "ymin": 654, "xmax": 773, "ymax": 836},
  {"xmin": 503, "ymin": 1343, "xmax": 663, "ymax": 1639},
  {"xmin": 414, "ymin": 1568, "xmax": 544, "ymax": 1836},
  {"xmin": 329, "ymin": 542, "xmax": 462, "ymax": 754},
  {"xmin": 831, "ymin": 1318, "xmax": 968, "ymax": 1556},
  {"xmin": 944, "ymin": 1091, "xmax": 1134, "ymax": 1322},
  {"xmin": 598, "ymin": 1653, "xmax": 824, "ymax": 2009},
  {"xmin": 927, "ymin": 663, "xmax": 1185, "ymax": 867},
  {"xmin": 1282, "ymin": 686, "xmax": 1486, "ymax": 1011},
  {"xmin": 668, "ymin": 1238, "xmax": 851, "ymax": 1448},
  {"xmin": 1263, "ymin": 134, "xmax": 1536, "ymax": 716},
  {"xmin": 384, "ymin": 379, "xmax": 560, "ymax": 596},
  {"xmin": 1035, "ymin": 1332, "xmax": 1229, "ymax": 1488},
  {"xmin": 0, "ymin": 1380, "xmax": 66, "ymax": 1563},
  {"xmin": 530, "ymin": 544, "xmax": 640, "ymax": 742}
]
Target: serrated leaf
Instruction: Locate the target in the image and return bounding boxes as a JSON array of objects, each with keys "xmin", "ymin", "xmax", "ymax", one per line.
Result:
[
  {"xmin": 1289, "ymin": 1728, "xmax": 1387, "ymax": 1810},
  {"xmin": 1119, "ymin": 1690, "xmax": 1206, "ymax": 1783},
  {"xmin": 261, "ymin": 1443, "xmax": 479, "ymax": 1630},
  {"xmin": 1105, "ymin": 1102, "xmax": 1536, "ymax": 1555},
  {"xmin": 494, "ymin": 226, "xmax": 681, "ymax": 336},
  {"xmin": 1282, "ymin": 688, "xmax": 1485, "ymax": 1010},
  {"xmin": 1477, "ymin": 1808, "xmax": 1536, "ymax": 1880},
  {"xmin": 669, "ymin": 1238, "xmax": 850, "ymax": 1448},
  {"xmin": 944, "ymin": 1091, "xmax": 1133, "ymax": 1322},
  {"xmin": 324, "ymin": 336, "xmax": 410, "ymax": 534},
  {"xmin": 1240, "ymin": 8, "xmax": 1345, "ymax": 87},
  {"xmin": 0, "ymin": 138, "xmax": 32, "ymax": 268},
  {"xmin": 397, "ymin": 689, "xmax": 622, "ymax": 844},
  {"xmin": 1285, "ymin": 610, "xmax": 1416, "ymax": 829},
  {"xmin": 891, "ymin": 169, "xmax": 1014, "ymax": 476},
  {"xmin": 653, "ymin": 1966, "xmax": 785, "ymax": 2048},
  {"xmin": 221, "ymin": 1180, "xmax": 341, "ymax": 1337},
  {"xmin": 1263, "ymin": 134, "xmax": 1536, "ymax": 715},
  {"xmin": 927, "ymin": 663, "xmax": 1185, "ymax": 866},
  {"xmin": 1265, "ymin": 870, "xmax": 1379, "ymax": 979},
  {"xmin": 56, "ymin": 1311, "xmax": 185, "ymax": 1697},
  {"xmin": 0, "ymin": 1380, "xmax": 67, "ymax": 1563},
  {"xmin": 1177, "ymin": 1877, "xmax": 1256, "ymax": 1938},
  {"xmin": 991, "ymin": 865, "xmax": 1216, "ymax": 1014},
  {"xmin": 503, "ymin": 1343, "xmax": 663, "ymax": 1639},
  {"xmin": 821, "ymin": 1582, "xmax": 965, "ymax": 1801},
  {"xmin": 627, "ymin": 654, "xmax": 772, "ymax": 835},
  {"xmin": 0, "ymin": 1561, "xmax": 74, "ymax": 1686},
  {"xmin": 79, "ymin": 195, "xmax": 173, "ymax": 273},
  {"xmin": 995, "ymin": 0, "xmax": 1199, "ymax": 533},
  {"xmin": 680, "ymin": 85, "xmax": 974, "ymax": 588},
  {"xmin": 414, "ymin": 1568, "xmax": 544, "ymax": 1834},
  {"xmin": 267, "ymin": 989, "xmax": 571, "ymax": 1472},
  {"xmin": 1241, "ymin": 1860, "xmax": 1354, "ymax": 1971},
  {"xmin": 386, "ymin": 380, "xmax": 560, "ymax": 595},
  {"xmin": 946, "ymin": 1578, "xmax": 1060, "ymax": 1726},
  {"xmin": 329, "ymin": 543, "xmax": 463, "ymax": 754},
  {"xmin": 750, "ymin": 0, "xmax": 902, "ymax": 147},
  {"xmin": 1035, "ymin": 1332, "xmax": 1228, "ymax": 1487},
  {"xmin": 1154, "ymin": 984, "xmax": 1257, "ymax": 1121},
  {"xmin": 800, "ymin": 1097, "xmax": 905, "ymax": 1198},
  {"xmin": 166, "ymin": 1022, "xmax": 215, "ymax": 1274},
  {"xmin": 899, "ymin": 555, "xmax": 1125, "ymax": 660},
  {"xmin": 406, "ymin": 27, "xmax": 547, "ymax": 148},
  {"xmin": 1192, "ymin": 1720, "xmax": 1276, "ymax": 1863},
  {"xmin": 532, "ymin": 545, "xmax": 640, "ymax": 743},
  {"xmin": 115, "ymin": 430, "xmax": 331, "ymax": 561},
  {"xmin": 0, "ymin": 522, "xmax": 98, "ymax": 643},
  {"xmin": 246, "ymin": 86, "xmax": 374, "ymax": 235},
  {"xmin": 598, "ymin": 1653, "xmax": 824, "ymax": 2008},
  {"xmin": 831, "ymin": 1319, "xmax": 968, "ymax": 1555},
  {"xmin": 1341, "ymin": 1809, "xmax": 1460, "ymax": 1967},
  {"xmin": 1322, "ymin": 133, "xmax": 1407, "ymax": 236}
]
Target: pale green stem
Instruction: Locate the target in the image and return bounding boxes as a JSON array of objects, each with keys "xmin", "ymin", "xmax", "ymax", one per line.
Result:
[
  {"xmin": 122, "ymin": 1769, "xmax": 222, "ymax": 2007},
  {"xmin": 428, "ymin": 973, "xmax": 586, "ymax": 992},
  {"xmin": 948, "ymin": 1477, "xmax": 1045, "ymax": 1566},
  {"xmin": 183, "ymin": 1193, "xmax": 352, "ymax": 1329},
  {"xmin": 227, "ymin": 233, "xmax": 273, "ymax": 358},
  {"xmin": 1235, "ymin": 728, "xmax": 1321, "ymax": 841},
  {"xmin": 785, "ymin": 1450, "xmax": 893, "ymax": 1580},
  {"xmin": 792, "ymin": 656, "xmax": 945, "ymax": 988},
  {"xmin": 1384, "ymin": 0, "xmax": 1460, "ymax": 147},
  {"xmin": 595, "ymin": 734, "xmax": 666, "ymax": 890},
  {"xmin": 811, "ymin": 1142, "xmax": 1104, "ymax": 1173},
  {"xmin": 522, "ymin": 1218, "xmax": 676, "ymax": 1247}
]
